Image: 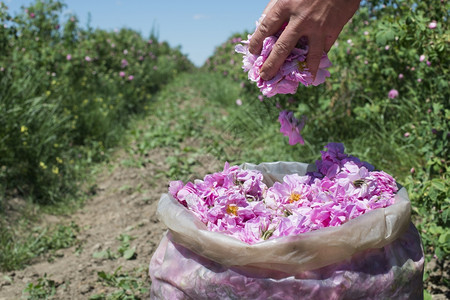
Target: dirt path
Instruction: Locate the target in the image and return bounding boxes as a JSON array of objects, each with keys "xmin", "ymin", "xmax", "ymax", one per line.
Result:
[{"xmin": 0, "ymin": 148, "xmax": 160, "ymax": 298}]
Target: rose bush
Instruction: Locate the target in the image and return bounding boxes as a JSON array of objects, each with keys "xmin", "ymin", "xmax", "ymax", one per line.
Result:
[{"xmin": 0, "ymin": 0, "xmax": 193, "ymax": 204}]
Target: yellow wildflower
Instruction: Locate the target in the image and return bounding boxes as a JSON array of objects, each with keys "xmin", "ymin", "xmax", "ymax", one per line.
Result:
[
  {"xmin": 39, "ymin": 162, "xmax": 47, "ymax": 169},
  {"xmin": 52, "ymin": 166, "xmax": 59, "ymax": 174}
]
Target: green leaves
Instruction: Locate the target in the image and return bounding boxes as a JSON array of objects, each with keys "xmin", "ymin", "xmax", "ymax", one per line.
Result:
[
  {"xmin": 0, "ymin": 222, "xmax": 80, "ymax": 271},
  {"xmin": 91, "ymin": 267, "xmax": 148, "ymax": 300},
  {"xmin": 375, "ymin": 23, "xmax": 397, "ymax": 45},
  {"xmin": 123, "ymin": 248, "xmax": 136, "ymax": 260},
  {"xmin": 117, "ymin": 234, "xmax": 137, "ymax": 260},
  {"xmin": 92, "ymin": 234, "xmax": 137, "ymax": 261},
  {"xmin": 431, "ymin": 179, "xmax": 446, "ymax": 192},
  {"xmin": 23, "ymin": 273, "xmax": 57, "ymax": 299},
  {"xmin": 92, "ymin": 249, "xmax": 116, "ymax": 260}
]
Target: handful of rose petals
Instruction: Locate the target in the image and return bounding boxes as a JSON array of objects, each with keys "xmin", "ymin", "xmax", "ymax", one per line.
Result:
[{"xmin": 235, "ymin": 17, "xmax": 332, "ymax": 97}]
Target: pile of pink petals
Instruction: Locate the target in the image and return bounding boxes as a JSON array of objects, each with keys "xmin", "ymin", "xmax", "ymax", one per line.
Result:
[
  {"xmin": 169, "ymin": 143, "xmax": 398, "ymax": 245},
  {"xmin": 235, "ymin": 18, "xmax": 332, "ymax": 97}
]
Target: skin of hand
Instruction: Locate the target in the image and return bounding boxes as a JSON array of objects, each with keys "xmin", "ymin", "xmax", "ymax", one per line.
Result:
[{"xmin": 248, "ymin": 0, "xmax": 361, "ymax": 81}]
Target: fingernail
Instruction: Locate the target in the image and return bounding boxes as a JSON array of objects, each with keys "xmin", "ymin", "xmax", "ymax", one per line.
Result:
[
  {"xmin": 260, "ymin": 71, "xmax": 267, "ymax": 80},
  {"xmin": 261, "ymin": 71, "xmax": 272, "ymax": 81}
]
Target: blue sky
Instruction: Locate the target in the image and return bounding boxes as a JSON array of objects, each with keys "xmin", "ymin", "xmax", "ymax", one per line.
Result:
[{"xmin": 5, "ymin": 0, "xmax": 267, "ymax": 66}]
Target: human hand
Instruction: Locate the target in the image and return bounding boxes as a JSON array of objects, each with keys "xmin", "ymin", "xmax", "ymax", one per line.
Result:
[{"xmin": 249, "ymin": 0, "xmax": 361, "ymax": 81}]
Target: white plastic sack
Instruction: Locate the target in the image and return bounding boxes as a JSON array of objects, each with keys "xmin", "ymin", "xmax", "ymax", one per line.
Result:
[{"xmin": 149, "ymin": 162, "xmax": 424, "ymax": 299}]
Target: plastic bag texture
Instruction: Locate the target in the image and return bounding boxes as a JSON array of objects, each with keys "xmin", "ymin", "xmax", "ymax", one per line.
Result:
[{"xmin": 149, "ymin": 162, "xmax": 424, "ymax": 299}]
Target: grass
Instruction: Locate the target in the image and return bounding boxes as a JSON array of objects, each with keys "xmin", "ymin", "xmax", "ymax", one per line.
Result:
[{"xmin": 0, "ymin": 220, "xmax": 80, "ymax": 271}]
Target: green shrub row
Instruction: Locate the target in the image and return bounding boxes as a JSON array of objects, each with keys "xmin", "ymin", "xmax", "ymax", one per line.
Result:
[{"xmin": 0, "ymin": 0, "xmax": 194, "ymax": 205}]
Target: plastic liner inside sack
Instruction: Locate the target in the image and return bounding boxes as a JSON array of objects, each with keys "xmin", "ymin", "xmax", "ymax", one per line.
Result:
[{"xmin": 149, "ymin": 161, "xmax": 424, "ymax": 299}]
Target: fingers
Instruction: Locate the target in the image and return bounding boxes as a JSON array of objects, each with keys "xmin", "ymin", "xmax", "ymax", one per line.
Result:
[
  {"xmin": 248, "ymin": 0, "xmax": 345, "ymax": 81},
  {"xmin": 324, "ymin": 33, "xmax": 338, "ymax": 53},
  {"xmin": 305, "ymin": 34, "xmax": 325, "ymax": 80},
  {"xmin": 262, "ymin": 0, "xmax": 279, "ymax": 15},
  {"xmin": 248, "ymin": 1, "xmax": 287, "ymax": 55},
  {"xmin": 259, "ymin": 24, "xmax": 302, "ymax": 80},
  {"xmin": 323, "ymin": 19, "xmax": 345, "ymax": 53}
]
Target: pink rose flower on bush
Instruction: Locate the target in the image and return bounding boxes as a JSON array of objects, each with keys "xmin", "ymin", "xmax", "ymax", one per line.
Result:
[
  {"xmin": 235, "ymin": 17, "xmax": 331, "ymax": 97},
  {"xmin": 388, "ymin": 89, "xmax": 399, "ymax": 99},
  {"xmin": 428, "ymin": 20, "xmax": 437, "ymax": 29}
]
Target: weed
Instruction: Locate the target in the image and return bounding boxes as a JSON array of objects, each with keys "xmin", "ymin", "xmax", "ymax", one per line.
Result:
[
  {"xmin": 0, "ymin": 222, "xmax": 80, "ymax": 271},
  {"xmin": 117, "ymin": 234, "xmax": 137, "ymax": 260},
  {"xmin": 90, "ymin": 267, "xmax": 149, "ymax": 300},
  {"xmin": 92, "ymin": 234, "xmax": 137, "ymax": 261},
  {"xmin": 23, "ymin": 273, "xmax": 57, "ymax": 299}
]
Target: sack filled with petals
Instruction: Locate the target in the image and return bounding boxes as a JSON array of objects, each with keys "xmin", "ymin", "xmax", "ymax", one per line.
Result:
[{"xmin": 149, "ymin": 144, "xmax": 424, "ymax": 299}]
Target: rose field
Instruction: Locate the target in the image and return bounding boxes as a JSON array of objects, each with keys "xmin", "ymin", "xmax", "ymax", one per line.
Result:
[{"xmin": 0, "ymin": 0, "xmax": 448, "ymax": 299}]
